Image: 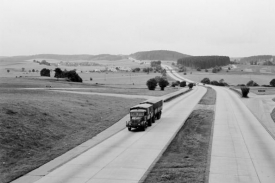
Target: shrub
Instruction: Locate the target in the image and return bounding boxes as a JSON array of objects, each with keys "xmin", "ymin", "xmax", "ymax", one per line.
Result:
[
  {"xmin": 176, "ymin": 80, "xmax": 180, "ymax": 85},
  {"xmin": 183, "ymin": 73, "xmax": 187, "ymax": 75},
  {"xmin": 158, "ymin": 78, "xmax": 169, "ymax": 90},
  {"xmin": 270, "ymin": 79, "xmax": 275, "ymax": 87},
  {"xmin": 146, "ymin": 78, "xmax": 158, "ymax": 90},
  {"xmin": 40, "ymin": 68, "xmax": 50, "ymax": 77},
  {"xmin": 54, "ymin": 68, "xmax": 63, "ymax": 78},
  {"xmin": 247, "ymin": 80, "xmax": 259, "ymax": 87},
  {"xmin": 241, "ymin": 86, "xmax": 250, "ymax": 98},
  {"xmin": 210, "ymin": 80, "xmax": 219, "ymax": 86},
  {"xmin": 188, "ymin": 83, "xmax": 194, "ymax": 89},
  {"xmin": 205, "ymin": 69, "xmax": 208, "ymax": 72},
  {"xmin": 197, "ymin": 68, "xmax": 201, "ymax": 71},
  {"xmin": 201, "ymin": 78, "xmax": 210, "ymax": 84},
  {"xmin": 63, "ymin": 70, "xmax": 82, "ymax": 82},
  {"xmin": 180, "ymin": 81, "xmax": 186, "ymax": 87},
  {"xmin": 171, "ymin": 82, "xmax": 178, "ymax": 87}
]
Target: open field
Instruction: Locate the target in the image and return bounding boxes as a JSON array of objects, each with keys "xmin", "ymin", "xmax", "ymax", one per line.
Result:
[
  {"xmin": 0, "ymin": 58, "xmax": 151, "ymax": 77},
  {"xmin": 0, "ymin": 88, "xmax": 144, "ymax": 183},
  {"xmin": 144, "ymin": 87, "xmax": 216, "ymax": 183}
]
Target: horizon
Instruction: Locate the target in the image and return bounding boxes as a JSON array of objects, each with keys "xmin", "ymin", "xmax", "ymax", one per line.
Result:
[{"xmin": 1, "ymin": 0, "xmax": 275, "ymax": 57}]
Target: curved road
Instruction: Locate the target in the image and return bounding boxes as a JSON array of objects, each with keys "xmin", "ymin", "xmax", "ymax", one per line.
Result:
[
  {"xmin": 29, "ymin": 86, "xmax": 207, "ymax": 183},
  {"xmin": 164, "ymin": 64, "xmax": 275, "ymax": 183}
]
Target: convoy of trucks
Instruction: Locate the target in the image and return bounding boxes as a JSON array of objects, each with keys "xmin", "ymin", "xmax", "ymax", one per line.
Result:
[{"xmin": 126, "ymin": 98, "xmax": 163, "ymax": 131}]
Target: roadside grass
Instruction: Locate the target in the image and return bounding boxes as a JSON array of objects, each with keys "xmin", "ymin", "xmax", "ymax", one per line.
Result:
[
  {"xmin": 144, "ymin": 87, "xmax": 216, "ymax": 183},
  {"xmin": 0, "ymin": 89, "xmax": 143, "ymax": 183}
]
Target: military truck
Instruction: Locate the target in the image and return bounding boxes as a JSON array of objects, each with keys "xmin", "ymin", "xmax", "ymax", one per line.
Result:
[
  {"xmin": 140, "ymin": 98, "xmax": 163, "ymax": 123},
  {"xmin": 126, "ymin": 104, "xmax": 153, "ymax": 131}
]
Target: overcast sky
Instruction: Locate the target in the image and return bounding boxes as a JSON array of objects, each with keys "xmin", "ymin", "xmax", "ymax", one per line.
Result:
[{"xmin": 1, "ymin": 0, "xmax": 275, "ymax": 57}]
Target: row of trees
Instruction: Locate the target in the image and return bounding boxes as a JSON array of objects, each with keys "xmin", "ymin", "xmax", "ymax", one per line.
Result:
[
  {"xmin": 177, "ymin": 56, "xmax": 230, "ymax": 69},
  {"xmin": 201, "ymin": 78, "xmax": 228, "ymax": 86},
  {"xmin": 54, "ymin": 68, "xmax": 83, "ymax": 82},
  {"xmin": 146, "ymin": 76, "xmax": 169, "ymax": 90}
]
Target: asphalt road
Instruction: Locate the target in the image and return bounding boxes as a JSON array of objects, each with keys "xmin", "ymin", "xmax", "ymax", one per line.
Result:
[{"xmin": 28, "ymin": 86, "xmax": 206, "ymax": 183}]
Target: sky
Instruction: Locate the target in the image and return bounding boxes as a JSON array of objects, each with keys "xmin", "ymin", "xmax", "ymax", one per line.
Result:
[{"xmin": 1, "ymin": 0, "xmax": 275, "ymax": 57}]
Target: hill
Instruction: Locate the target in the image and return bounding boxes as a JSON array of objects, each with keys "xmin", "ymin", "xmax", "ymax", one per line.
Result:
[
  {"xmin": 130, "ymin": 50, "xmax": 190, "ymax": 61},
  {"xmin": 0, "ymin": 54, "xmax": 127, "ymax": 62},
  {"xmin": 240, "ymin": 55, "xmax": 275, "ymax": 64}
]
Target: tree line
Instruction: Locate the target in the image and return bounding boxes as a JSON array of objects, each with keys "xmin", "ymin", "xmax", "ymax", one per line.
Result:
[{"xmin": 177, "ymin": 56, "xmax": 230, "ymax": 69}]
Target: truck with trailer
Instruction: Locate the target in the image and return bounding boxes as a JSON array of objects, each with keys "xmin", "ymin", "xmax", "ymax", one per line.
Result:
[
  {"xmin": 140, "ymin": 98, "xmax": 163, "ymax": 123},
  {"xmin": 126, "ymin": 104, "xmax": 153, "ymax": 131}
]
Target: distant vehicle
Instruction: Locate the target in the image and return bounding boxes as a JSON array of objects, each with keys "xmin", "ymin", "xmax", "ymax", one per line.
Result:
[
  {"xmin": 127, "ymin": 104, "xmax": 153, "ymax": 131},
  {"xmin": 140, "ymin": 98, "xmax": 163, "ymax": 123}
]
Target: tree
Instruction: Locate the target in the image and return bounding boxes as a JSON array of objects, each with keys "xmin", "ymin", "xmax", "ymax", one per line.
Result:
[
  {"xmin": 247, "ymin": 80, "xmax": 259, "ymax": 86},
  {"xmin": 270, "ymin": 79, "xmax": 275, "ymax": 87},
  {"xmin": 180, "ymin": 81, "xmax": 186, "ymax": 87},
  {"xmin": 40, "ymin": 68, "xmax": 50, "ymax": 77},
  {"xmin": 201, "ymin": 78, "xmax": 210, "ymax": 84},
  {"xmin": 63, "ymin": 70, "xmax": 82, "ymax": 82},
  {"xmin": 54, "ymin": 68, "xmax": 63, "ymax": 78},
  {"xmin": 7, "ymin": 69, "xmax": 10, "ymax": 73},
  {"xmin": 188, "ymin": 83, "xmax": 194, "ymax": 89},
  {"xmin": 32, "ymin": 69, "xmax": 35, "ymax": 72},
  {"xmin": 158, "ymin": 78, "xmax": 169, "ymax": 90},
  {"xmin": 146, "ymin": 78, "xmax": 158, "ymax": 90},
  {"xmin": 210, "ymin": 80, "xmax": 219, "ymax": 86}
]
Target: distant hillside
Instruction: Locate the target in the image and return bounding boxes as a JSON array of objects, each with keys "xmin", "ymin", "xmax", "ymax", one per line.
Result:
[
  {"xmin": 130, "ymin": 50, "xmax": 190, "ymax": 61},
  {"xmin": 240, "ymin": 55, "xmax": 274, "ymax": 63},
  {"xmin": 0, "ymin": 54, "xmax": 127, "ymax": 62}
]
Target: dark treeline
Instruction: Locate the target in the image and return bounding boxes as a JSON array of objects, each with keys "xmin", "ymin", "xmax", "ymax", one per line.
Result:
[{"xmin": 177, "ymin": 56, "xmax": 230, "ymax": 69}]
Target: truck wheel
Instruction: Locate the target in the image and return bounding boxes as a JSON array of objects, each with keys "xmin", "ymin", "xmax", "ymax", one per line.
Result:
[
  {"xmin": 152, "ymin": 117, "xmax": 155, "ymax": 123},
  {"xmin": 128, "ymin": 127, "xmax": 131, "ymax": 131},
  {"xmin": 158, "ymin": 112, "xmax": 162, "ymax": 119},
  {"xmin": 148, "ymin": 119, "xmax": 152, "ymax": 126},
  {"xmin": 141, "ymin": 126, "xmax": 145, "ymax": 131}
]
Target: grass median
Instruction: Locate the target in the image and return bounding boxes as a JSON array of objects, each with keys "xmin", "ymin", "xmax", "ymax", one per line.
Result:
[{"xmin": 144, "ymin": 87, "xmax": 216, "ymax": 183}]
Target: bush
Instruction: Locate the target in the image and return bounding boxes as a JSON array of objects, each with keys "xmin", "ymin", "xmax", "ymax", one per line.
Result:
[
  {"xmin": 54, "ymin": 68, "xmax": 63, "ymax": 78},
  {"xmin": 210, "ymin": 80, "xmax": 219, "ymax": 86},
  {"xmin": 247, "ymin": 80, "xmax": 259, "ymax": 86},
  {"xmin": 241, "ymin": 86, "xmax": 250, "ymax": 98},
  {"xmin": 201, "ymin": 78, "xmax": 210, "ymax": 84},
  {"xmin": 171, "ymin": 82, "xmax": 177, "ymax": 87},
  {"xmin": 176, "ymin": 80, "xmax": 180, "ymax": 85},
  {"xmin": 180, "ymin": 81, "xmax": 186, "ymax": 87},
  {"xmin": 146, "ymin": 78, "xmax": 158, "ymax": 90},
  {"xmin": 40, "ymin": 68, "xmax": 50, "ymax": 77},
  {"xmin": 188, "ymin": 83, "xmax": 194, "ymax": 89},
  {"xmin": 270, "ymin": 79, "xmax": 275, "ymax": 87},
  {"xmin": 158, "ymin": 78, "xmax": 169, "ymax": 90},
  {"xmin": 205, "ymin": 69, "xmax": 208, "ymax": 72},
  {"xmin": 63, "ymin": 70, "xmax": 82, "ymax": 82},
  {"xmin": 197, "ymin": 68, "xmax": 201, "ymax": 71}
]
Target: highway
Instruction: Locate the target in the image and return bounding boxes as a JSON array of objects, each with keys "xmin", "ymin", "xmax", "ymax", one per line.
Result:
[
  {"xmin": 164, "ymin": 64, "xmax": 275, "ymax": 183},
  {"xmin": 29, "ymin": 84, "xmax": 206, "ymax": 183}
]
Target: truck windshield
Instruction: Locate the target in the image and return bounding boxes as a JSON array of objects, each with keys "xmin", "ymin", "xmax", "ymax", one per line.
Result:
[{"xmin": 130, "ymin": 112, "xmax": 144, "ymax": 117}]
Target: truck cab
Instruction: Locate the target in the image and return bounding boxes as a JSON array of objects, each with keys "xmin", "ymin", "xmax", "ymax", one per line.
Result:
[{"xmin": 127, "ymin": 104, "xmax": 153, "ymax": 131}]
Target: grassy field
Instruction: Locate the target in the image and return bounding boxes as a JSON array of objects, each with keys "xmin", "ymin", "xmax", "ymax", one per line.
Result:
[
  {"xmin": 144, "ymin": 87, "xmax": 216, "ymax": 183},
  {"xmin": 0, "ymin": 88, "xmax": 144, "ymax": 183}
]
